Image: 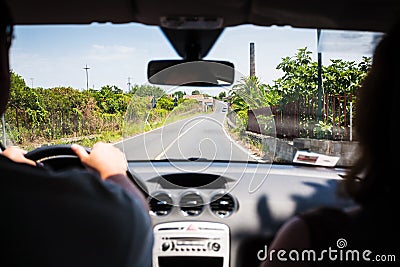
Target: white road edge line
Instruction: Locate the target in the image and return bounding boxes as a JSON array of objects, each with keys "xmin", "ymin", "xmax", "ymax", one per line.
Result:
[{"xmin": 221, "ymin": 118, "xmax": 263, "ymax": 162}]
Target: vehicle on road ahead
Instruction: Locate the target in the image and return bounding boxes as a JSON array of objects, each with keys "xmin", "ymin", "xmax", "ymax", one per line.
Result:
[{"xmin": 2, "ymin": 1, "xmax": 399, "ymax": 267}]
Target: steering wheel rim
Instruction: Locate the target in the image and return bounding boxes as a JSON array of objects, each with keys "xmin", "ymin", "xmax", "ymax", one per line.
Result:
[
  {"xmin": 24, "ymin": 144, "xmax": 149, "ymax": 198},
  {"xmin": 25, "ymin": 144, "xmax": 91, "ymax": 162}
]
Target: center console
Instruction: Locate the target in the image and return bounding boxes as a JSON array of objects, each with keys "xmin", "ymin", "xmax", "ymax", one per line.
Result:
[{"xmin": 152, "ymin": 221, "xmax": 230, "ymax": 267}]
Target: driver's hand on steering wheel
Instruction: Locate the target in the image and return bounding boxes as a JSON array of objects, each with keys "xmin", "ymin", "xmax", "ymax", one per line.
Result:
[
  {"xmin": 71, "ymin": 142, "xmax": 128, "ymax": 180},
  {"xmin": 1, "ymin": 146, "xmax": 36, "ymax": 166}
]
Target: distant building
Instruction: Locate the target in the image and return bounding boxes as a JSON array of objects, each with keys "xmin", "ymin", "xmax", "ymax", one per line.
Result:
[{"xmin": 183, "ymin": 94, "xmax": 215, "ymax": 111}]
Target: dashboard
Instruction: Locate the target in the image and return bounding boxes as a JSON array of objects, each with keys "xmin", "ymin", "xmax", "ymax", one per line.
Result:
[{"xmin": 128, "ymin": 161, "xmax": 355, "ymax": 267}]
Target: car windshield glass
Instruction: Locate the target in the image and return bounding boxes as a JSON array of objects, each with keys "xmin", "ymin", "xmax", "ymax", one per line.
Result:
[{"xmin": 2, "ymin": 23, "xmax": 382, "ymax": 166}]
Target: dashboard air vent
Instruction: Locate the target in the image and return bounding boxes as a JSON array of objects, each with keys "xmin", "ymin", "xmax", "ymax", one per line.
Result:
[
  {"xmin": 179, "ymin": 192, "xmax": 204, "ymax": 216},
  {"xmin": 148, "ymin": 192, "xmax": 173, "ymax": 216},
  {"xmin": 210, "ymin": 193, "xmax": 236, "ymax": 218}
]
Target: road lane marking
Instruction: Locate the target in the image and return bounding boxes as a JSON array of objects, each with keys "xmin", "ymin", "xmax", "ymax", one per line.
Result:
[
  {"xmin": 154, "ymin": 118, "xmax": 206, "ymax": 160},
  {"xmin": 116, "ymin": 102, "xmax": 225, "ymax": 146},
  {"xmin": 114, "ymin": 114, "xmax": 199, "ymax": 149}
]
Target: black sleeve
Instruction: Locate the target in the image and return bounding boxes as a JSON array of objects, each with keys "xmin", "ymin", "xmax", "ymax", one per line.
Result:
[
  {"xmin": 105, "ymin": 173, "xmax": 149, "ymax": 211},
  {"xmin": 55, "ymin": 168, "xmax": 155, "ymax": 267},
  {"xmin": 102, "ymin": 176, "xmax": 154, "ymax": 267},
  {"xmin": 1, "ymin": 157, "xmax": 154, "ymax": 267}
]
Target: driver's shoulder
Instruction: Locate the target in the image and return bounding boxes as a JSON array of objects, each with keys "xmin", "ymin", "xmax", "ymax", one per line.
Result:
[{"xmin": 1, "ymin": 156, "xmax": 130, "ymax": 207}]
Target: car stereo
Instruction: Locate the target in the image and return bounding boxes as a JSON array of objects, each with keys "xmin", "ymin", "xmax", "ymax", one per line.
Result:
[{"xmin": 153, "ymin": 221, "xmax": 230, "ymax": 267}]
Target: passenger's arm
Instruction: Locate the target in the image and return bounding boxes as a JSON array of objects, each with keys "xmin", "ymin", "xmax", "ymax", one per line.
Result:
[{"xmin": 260, "ymin": 216, "xmax": 310, "ymax": 267}]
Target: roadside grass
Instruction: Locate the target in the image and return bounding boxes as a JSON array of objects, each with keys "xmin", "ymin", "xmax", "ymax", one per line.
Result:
[{"xmin": 19, "ymin": 102, "xmax": 210, "ymax": 150}]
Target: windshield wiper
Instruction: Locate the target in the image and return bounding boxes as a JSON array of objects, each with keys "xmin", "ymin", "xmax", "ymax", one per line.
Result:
[
  {"xmin": 152, "ymin": 157, "xmax": 208, "ymax": 162},
  {"xmin": 187, "ymin": 157, "xmax": 208, "ymax": 161}
]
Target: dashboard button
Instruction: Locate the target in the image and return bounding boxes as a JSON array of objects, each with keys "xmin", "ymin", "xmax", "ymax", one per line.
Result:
[
  {"xmin": 161, "ymin": 242, "xmax": 170, "ymax": 251},
  {"xmin": 211, "ymin": 242, "xmax": 221, "ymax": 251}
]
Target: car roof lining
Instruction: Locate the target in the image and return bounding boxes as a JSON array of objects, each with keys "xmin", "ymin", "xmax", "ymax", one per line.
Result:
[
  {"xmin": 4, "ymin": 0, "xmax": 400, "ymax": 60},
  {"xmin": 5, "ymin": 0, "xmax": 400, "ymax": 32}
]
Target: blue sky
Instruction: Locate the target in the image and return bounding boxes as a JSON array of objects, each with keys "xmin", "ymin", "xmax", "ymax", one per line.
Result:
[{"xmin": 9, "ymin": 23, "xmax": 380, "ymax": 95}]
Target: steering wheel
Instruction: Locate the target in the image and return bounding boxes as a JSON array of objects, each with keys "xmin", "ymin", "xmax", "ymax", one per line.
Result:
[
  {"xmin": 25, "ymin": 144, "xmax": 90, "ymax": 170},
  {"xmin": 24, "ymin": 144, "xmax": 149, "ymax": 198}
]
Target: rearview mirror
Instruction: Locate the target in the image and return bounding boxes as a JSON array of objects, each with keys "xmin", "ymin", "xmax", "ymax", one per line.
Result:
[{"xmin": 147, "ymin": 60, "xmax": 235, "ymax": 86}]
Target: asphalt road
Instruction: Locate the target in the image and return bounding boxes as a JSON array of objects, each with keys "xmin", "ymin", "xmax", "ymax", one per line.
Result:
[{"xmin": 115, "ymin": 101, "xmax": 255, "ymax": 162}]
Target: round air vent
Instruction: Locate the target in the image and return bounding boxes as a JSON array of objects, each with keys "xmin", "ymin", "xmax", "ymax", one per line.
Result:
[
  {"xmin": 179, "ymin": 192, "xmax": 204, "ymax": 216},
  {"xmin": 148, "ymin": 192, "xmax": 173, "ymax": 216},
  {"xmin": 210, "ymin": 193, "xmax": 237, "ymax": 218}
]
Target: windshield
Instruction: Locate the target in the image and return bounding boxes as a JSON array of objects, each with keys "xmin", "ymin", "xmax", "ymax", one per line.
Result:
[{"xmin": 2, "ymin": 23, "xmax": 382, "ymax": 166}]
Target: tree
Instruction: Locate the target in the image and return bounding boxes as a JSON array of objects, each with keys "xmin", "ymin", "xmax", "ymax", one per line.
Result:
[
  {"xmin": 156, "ymin": 96, "xmax": 175, "ymax": 111},
  {"xmin": 228, "ymin": 76, "xmax": 280, "ymax": 127},
  {"xmin": 130, "ymin": 84, "xmax": 165, "ymax": 99},
  {"xmin": 218, "ymin": 91, "xmax": 226, "ymax": 100},
  {"xmin": 269, "ymin": 47, "xmax": 372, "ymax": 138},
  {"xmin": 323, "ymin": 57, "xmax": 371, "ymax": 96},
  {"xmin": 229, "ymin": 76, "xmax": 280, "ymax": 111},
  {"xmin": 271, "ymin": 47, "xmax": 318, "ymax": 104},
  {"xmin": 8, "ymin": 72, "xmax": 47, "ymax": 137},
  {"xmin": 191, "ymin": 90, "xmax": 201, "ymax": 95},
  {"xmin": 91, "ymin": 85, "xmax": 129, "ymax": 114},
  {"xmin": 173, "ymin": 90, "xmax": 186, "ymax": 99},
  {"xmin": 271, "ymin": 47, "xmax": 371, "ymax": 103}
]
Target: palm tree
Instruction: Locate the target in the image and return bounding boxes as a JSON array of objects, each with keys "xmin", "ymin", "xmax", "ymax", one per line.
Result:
[
  {"xmin": 229, "ymin": 76, "xmax": 280, "ymax": 112},
  {"xmin": 228, "ymin": 76, "xmax": 280, "ymax": 130}
]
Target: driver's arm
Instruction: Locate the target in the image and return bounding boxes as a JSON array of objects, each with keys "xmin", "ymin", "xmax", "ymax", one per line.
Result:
[
  {"xmin": 71, "ymin": 142, "xmax": 149, "ymax": 208},
  {"xmin": 2, "ymin": 142, "xmax": 130, "ymax": 181},
  {"xmin": 1, "ymin": 142, "xmax": 148, "ymax": 208},
  {"xmin": 0, "ymin": 146, "xmax": 36, "ymax": 166},
  {"xmin": 71, "ymin": 142, "xmax": 127, "ymax": 180}
]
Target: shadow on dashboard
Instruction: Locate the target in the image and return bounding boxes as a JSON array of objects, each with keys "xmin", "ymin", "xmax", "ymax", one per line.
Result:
[{"xmin": 235, "ymin": 178, "xmax": 355, "ymax": 267}]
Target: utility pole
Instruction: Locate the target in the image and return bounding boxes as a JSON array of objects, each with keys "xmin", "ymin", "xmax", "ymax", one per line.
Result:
[
  {"xmin": 83, "ymin": 64, "xmax": 90, "ymax": 90},
  {"xmin": 1, "ymin": 114, "xmax": 6, "ymax": 147},
  {"xmin": 317, "ymin": 29, "xmax": 323, "ymax": 123},
  {"xmin": 127, "ymin": 77, "xmax": 131, "ymax": 92},
  {"xmin": 250, "ymin": 42, "xmax": 255, "ymax": 77},
  {"xmin": 30, "ymin": 78, "xmax": 34, "ymax": 89}
]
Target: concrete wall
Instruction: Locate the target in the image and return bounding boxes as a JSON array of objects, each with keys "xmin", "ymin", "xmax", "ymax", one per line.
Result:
[{"xmin": 245, "ymin": 131, "xmax": 359, "ymax": 167}]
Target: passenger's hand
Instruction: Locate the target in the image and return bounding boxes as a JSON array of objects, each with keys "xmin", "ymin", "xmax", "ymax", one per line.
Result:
[
  {"xmin": 71, "ymin": 142, "xmax": 128, "ymax": 180},
  {"xmin": 1, "ymin": 146, "xmax": 36, "ymax": 166}
]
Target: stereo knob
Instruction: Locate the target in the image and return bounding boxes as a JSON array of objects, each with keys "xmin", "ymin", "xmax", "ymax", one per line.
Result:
[
  {"xmin": 211, "ymin": 242, "xmax": 220, "ymax": 251},
  {"xmin": 161, "ymin": 242, "xmax": 170, "ymax": 251}
]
